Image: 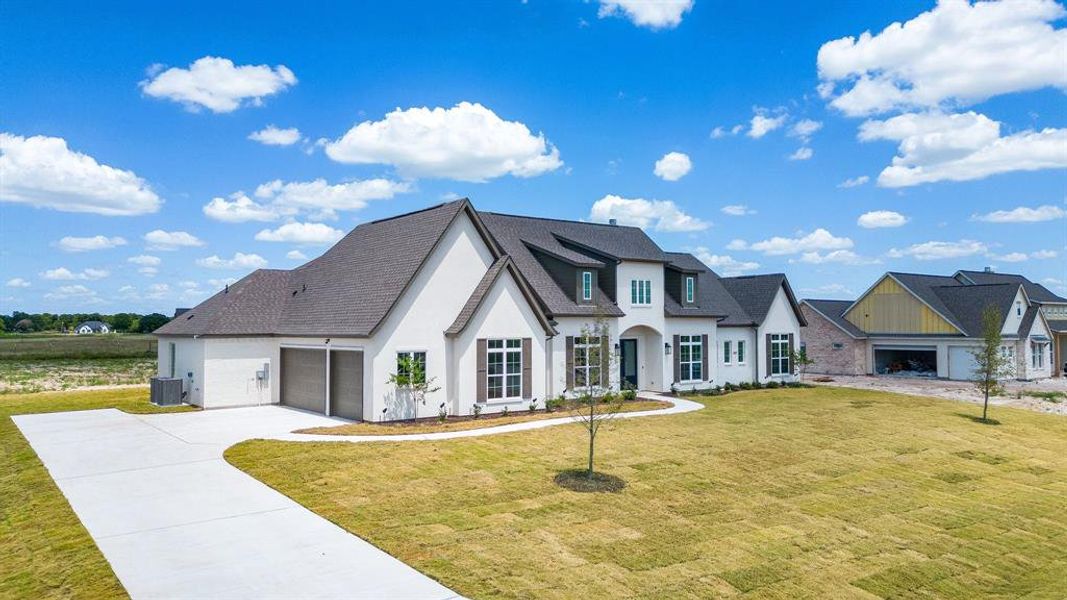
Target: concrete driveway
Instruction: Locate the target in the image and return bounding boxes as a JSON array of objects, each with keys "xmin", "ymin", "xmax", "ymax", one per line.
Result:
[{"xmin": 14, "ymin": 406, "xmax": 459, "ymax": 599}]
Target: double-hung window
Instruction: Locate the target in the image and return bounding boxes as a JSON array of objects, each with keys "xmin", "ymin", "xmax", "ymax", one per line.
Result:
[
  {"xmin": 573, "ymin": 335, "xmax": 602, "ymax": 388},
  {"xmin": 722, "ymin": 340, "xmax": 732, "ymax": 364},
  {"xmin": 631, "ymin": 279, "xmax": 652, "ymax": 305},
  {"xmin": 679, "ymin": 335, "xmax": 702, "ymax": 381},
  {"xmin": 770, "ymin": 334, "xmax": 790, "ymax": 375},
  {"xmin": 685, "ymin": 276, "xmax": 695, "ymax": 303},
  {"xmin": 737, "ymin": 340, "xmax": 746, "ymax": 364},
  {"xmin": 396, "ymin": 351, "xmax": 427, "ymax": 385},
  {"xmin": 487, "ymin": 339, "xmax": 522, "ymax": 400},
  {"xmin": 581, "ymin": 271, "xmax": 593, "ymax": 301}
]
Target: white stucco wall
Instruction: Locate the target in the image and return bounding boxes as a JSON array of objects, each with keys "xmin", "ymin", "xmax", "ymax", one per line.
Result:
[
  {"xmin": 550, "ymin": 316, "xmax": 621, "ymax": 396},
  {"xmin": 365, "ymin": 212, "xmax": 496, "ymax": 420},
  {"xmin": 756, "ymin": 286, "xmax": 802, "ymax": 382},
  {"xmin": 716, "ymin": 326, "xmax": 758, "ymax": 385},
  {"xmin": 453, "ymin": 270, "xmax": 548, "ymax": 416},
  {"xmin": 202, "ymin": 338, "xmax": 275, "ymax": 408},
  {"xmin": 1001, "ymin": 287, "xmax": 1027, "ymax": 335},
  {"xmin": 156, "ymin": 336, "xmax": 206, "ymax": 406},
  {"xmin": 664, "ymin": 318, "xmax": 718, "ymax": 391}
]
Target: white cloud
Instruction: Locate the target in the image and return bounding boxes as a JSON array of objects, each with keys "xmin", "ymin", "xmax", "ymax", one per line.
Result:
[
  {"xmin": 6, "ymin": 278, "xmax": 30, "ymax": 288},
  {"xmin": 1031, "ymin": 249, "xmax": 1058, "ymax": 259},
  {"xmin": 0, "ymin": 133, "xmax": 161, "ymax": 216},
  {"xmin": 597, "ymin": 0, "xmax": 693, "ymax": 29},
  {"xmin": 254, "ymin": 222, "xmax": 344, "ymax": 245},
  {"xmin": 749, "ymin": 228, "xmax": 853, "ymax": 256},
  {"xmin": 971, "ymin": 204, "xmax": 1066, "ymax": 223},
  {"xmin": 858, "ymin": 210, "xmax": 908, "ymax": 228},
  {"xmin": 748, "ymin": 110, "xmax": 787, "ymax": 139},
  {"xmin": 324, "ymin": 102, "xmax": 562, "ymax": 182},
  {"xmin": 40, "ymin": 267, "xmax": 109, "ymax": 281},
  {"xmin": 887, "ymin": 240, "xmax": 988, "ymax": 260},
  {"xmin": 653, "ymin": 151, "xmax": 692, "ymax": 181},
  {"xmin": 793, "ymin": 250, "xmax": 879, "ymax": 265},
  {"xmin": 721, "ymin": 204, "xmax": 756, "ymax": 216},
  {"xmin": 57, "ymin": 235, "xmax": 127, "ymax": 252},
  {"xmin": 286, "ymin": 250, "xmax": 308, "ymax": 260},
  {"xmin": 203, "ymin": 193, "xmax": 278, "ymax": 223},
  {"xmin": 801, "ymin": 283, "xmax": 855, "ymax": 297},
  {"xmin": 788, "ymin": 147, "xmax": 814, "ymax": 161},
  {"xmin": 987, "ymin": 252, "xmax": 1029, "ymax": 263},
  {"xmin": 790, "ymin": 119, "xmax": 823, "ymax": 140},
  {"xmin": 44, "ymin": 284, "xmax": 98, "ymax": 301},
  {"xmin": 817, "ymin": 0, "xmax": 1067, "ymax": 116},
  {"xmin": 140, "ymin": 56, "xmax": 297, "ymax": 113},
  {"xmin": 692, "ymin": 249, "xmax": 760, "ymax": 276},
  {"xmin": 837, "ymin": 175, "xmax": 870, "ymax": 188},
  {"xmin": 127, "ymin": 254, "xmax": 161, "ymax": 266},
  {"xmin": 252, "ymin": 178, "xmax": 410, "ymax": 221},
  {"xmin": 208, "ymin": 277, "xmax": 238, "ymax": 288},
  {"xmin": 196, "ymin": 252, "xmax": 268, "ymax": 270},
  {"xmin": 589, "ymin": 194, "xmax": 709, "ymax": 232},
  {"xmin": 248, "ymin": 125, "xmax": 302, "ymax": 146},
  {"xmin": 859, "ymin": 111, "xmax": 1067, "ymax": 187},
  {"xmin": 144, "ymin": 283, "xmax": 171, "ymax": 299},
  {"xmin": 726, "ymin": 239, "xmax": 749, "ymax": 250},
  {"xmin": 144, "ymin": 230, "xmax": 205, "ymax": 250},
  {"xmin": 138, "ymin": 267, "xmax": 159, "ymax": 277}
]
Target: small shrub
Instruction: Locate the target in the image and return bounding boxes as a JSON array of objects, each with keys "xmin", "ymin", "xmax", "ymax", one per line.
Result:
[
  {"xmin": 529, "ymin": 398, "xmax": 539, "ymax": 412},
  {"xmin": 739, "ymin": 381, "xmax": 752, "ymax": 390},
  {"xmin": 621, "ymin": 389, "xmax": 637, "ymax": 402},
  {"xmin": 545, "ymin": 396, "xmax": 565, "ymax": 412},
  {"xmin": 472, "ymin": 403, "xmax": 483, "ymax": 419},
  {"xmin": 601, "ymin": 391, "xmax": 617, "ymax": 404},
  {"xmin": 437, "ymin": 403, "xmax": 448, "ymax": 422},
  {"xmin": 501, "ymin": 406, "xmax": 509, "ymax": 417},
  {"xmin": 766, "ymin": 380, "xmax": 780, "ymax": 389}
]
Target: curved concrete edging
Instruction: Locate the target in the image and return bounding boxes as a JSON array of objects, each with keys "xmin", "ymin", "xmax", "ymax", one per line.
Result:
[{"xmin": 267, "ymin": 392, "xmax": 705, "ymax": 443}]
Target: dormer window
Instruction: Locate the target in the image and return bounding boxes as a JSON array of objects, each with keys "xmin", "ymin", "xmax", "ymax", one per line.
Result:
[
  {"xmin": 582, "ymin": 271, "xmax": 593, "ymax": 301},
  {"xmin": 685, "ymin": 276, "xmax": 695, "ymax": 304}
]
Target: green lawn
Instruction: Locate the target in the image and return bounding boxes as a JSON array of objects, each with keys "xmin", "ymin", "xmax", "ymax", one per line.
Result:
[
  {"xmin": 0, "ymin": 334, "xmax": 157, "ymax": 360},
  {"xmin": 229, "ymin": 388, "xmax": 1067, "ymax": 599},
  {"xmin": 0, "ymin": 388, "xmax": 193, "ymax": 598}
]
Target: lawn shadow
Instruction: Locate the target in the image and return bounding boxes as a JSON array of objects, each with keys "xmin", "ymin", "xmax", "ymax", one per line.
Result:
[
  {"xmin": 554, "ymin": 469, "xmax": 626, "ymax": 493},
  {"xmin": 954, "ymin": 412, "xmax": 1001, "ymax": 426}
]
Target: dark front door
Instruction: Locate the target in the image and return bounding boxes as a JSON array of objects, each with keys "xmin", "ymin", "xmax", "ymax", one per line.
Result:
[{"xmin": 620, "ymin": 338, "xmax": 638, "ymax": 390}]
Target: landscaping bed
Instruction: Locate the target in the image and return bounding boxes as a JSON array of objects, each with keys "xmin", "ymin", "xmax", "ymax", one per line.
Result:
[{"xmin": 296, "ymin": 399, "xmax": 671, "ymax": 435}]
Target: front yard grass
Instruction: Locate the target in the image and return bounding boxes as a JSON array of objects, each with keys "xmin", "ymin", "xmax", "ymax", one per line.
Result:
[
  {"xmin": 229, "ymin": 387, "xmax": 1067, "ymax": 599},
  {"xmin": 296, "ymin": 399, "xmax": 670, "ymax": 435},
  {"xmin": 0, "ymin": 388, "xmax": 194, "ymax": 598}
]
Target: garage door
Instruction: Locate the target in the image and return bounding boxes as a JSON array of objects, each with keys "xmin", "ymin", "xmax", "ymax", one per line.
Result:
[
  {"xmin": 330, "ymin": 350, "xmax": 364, "ymax": 420},
  {"xmin": 281, "ymin": 348, "xmax": 326, "ymax": 413},
  {"xmin": 947, "ymin": 346, "xmax": 978, "ymax": 381},
  {"xmin": 873, "ymin": 345, "xmax": 937, "ymax": 376}
]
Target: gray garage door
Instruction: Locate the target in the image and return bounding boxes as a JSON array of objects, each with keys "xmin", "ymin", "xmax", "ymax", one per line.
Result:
[
  {"xmin": 330, "ymin": 350, "xmax": 364, "ymax": 420},
  {"xmin": 281, "ymin": 348, "xmax": 326, "ymax": 413}
]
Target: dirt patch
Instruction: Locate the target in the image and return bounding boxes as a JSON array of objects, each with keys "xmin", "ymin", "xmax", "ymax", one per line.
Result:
[{"xmin": 814, "ymin": 375, "xmax": 1067, "ymax": 416}]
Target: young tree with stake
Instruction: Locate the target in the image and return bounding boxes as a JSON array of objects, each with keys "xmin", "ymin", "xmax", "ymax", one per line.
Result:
[
  {"xmin": 388, "ymin": 354, "xmax": 441, "ymax": 421},
  {"xmin": 571, "ymin": 316, "xmax": 623, "ymax": 480},
  {"xmin": 970, "ymin": 305, "xmax": 1015, "ymax": 423}
]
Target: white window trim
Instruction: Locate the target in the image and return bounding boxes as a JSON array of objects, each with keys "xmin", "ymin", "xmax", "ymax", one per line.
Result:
[
  {"xmin": 737, "ymin": 340, "xmax": 746, "ymax": 365},
  {"xmin": 685, "ymin": 276, "xmax": 695, "ymax": 303},
  {"xmin": 679, "ymin": 334, "xmax": 703, "ymax": 382},
  {"xmin": 722, "ymin": 340, "xmax": 732, "ymax": 364},
  {"xmin": 582, "ymin": 271, "xmax": 593, "ymax": 301},
  {"xmin": 573, "ymin": 335, "xmax": 602, "ymax": 390},
  {"xmin": 630, "ymin": 279, "xmax": 652, "ymax": 306},
  {"xmin": 396, "ymin": 350, "xmax": 428, "ymax": 385},
  {"xmin": 770, "ymin": 334, "xmax": 790, "ymax": 376},
  {"xmin": 487, "ymin": 338, "xmax": 523, "ymax": 402}
]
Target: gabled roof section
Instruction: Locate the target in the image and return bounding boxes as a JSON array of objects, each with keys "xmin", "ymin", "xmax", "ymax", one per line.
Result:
[
  {"xmin": 661, "ymin": 252, "xmax": 728, "ymax": 319},
  {"xmin": 445, "ymin": 256, "xmax": 556, "ymax": 337},
  {"xmin": 845, "ymin": 272, "xmax": 967, "ymax": 335},
  {"xmin": 801, "ymin": 299, "xmax": 866, "ymax": 338},
  {"xmin": 954, "ymin": 269, "xmax": 1067, "ymax": 304},
  {"xmin": 931, "ymin": 282, "xmax": 1020, "ymax": 337},
  {"xmin": 154, "ymin": 269, "xmax": 291, "ymax": 336},
  {"xmin": 720, "ymin": 273, "xmax": 807, "ymax": 327}
]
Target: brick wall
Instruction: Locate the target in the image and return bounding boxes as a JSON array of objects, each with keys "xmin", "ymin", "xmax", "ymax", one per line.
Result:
[{"xmin": 799, "ymin": 304, "xmax": 868, "ymax": 375}]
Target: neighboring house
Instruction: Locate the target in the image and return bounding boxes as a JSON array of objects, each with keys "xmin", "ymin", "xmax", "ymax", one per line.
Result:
[
  {"xmin": 75, "ymin": 320, "xmax": 110, "ymax": 335},
  {"xmin": 154, "ymin": 199, "xmax": 804, "ymax": 420},
  {"xmin": 801, "ymin": 269, "xmax": 1062, "ymax": 381}
]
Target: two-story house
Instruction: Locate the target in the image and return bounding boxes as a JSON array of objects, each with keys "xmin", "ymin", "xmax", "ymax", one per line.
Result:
[{"xmin": 155, "ymin": 199, "xmax": 805, "ymax": 421}]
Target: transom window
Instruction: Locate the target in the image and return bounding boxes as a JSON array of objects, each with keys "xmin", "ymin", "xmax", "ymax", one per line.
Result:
[
  {"xmin": 685, "ymin": 276, "xmax": 695, "ymax": 303},
  {"xmin": 487, "ymin": 339, "xmax": 522, "ymax": 400},
  {"xmin": 722, "ymin": 340, "xmax": 731, "ymax": 364},
  {"xmin": 737, "ymin": 340, "xmax": 746, "ymax": 364},
  {"xmin": 574, "ymin": 335, "xmax": 602, "ymax": 389},
  {"xmin": 770, "ymin": 334, "xmax": 791, "ymax": 375},
  {"xmin": 396, "ymin": 351, "xmax": 427, "ymax": 385},
  {"xmin": 581, "ymin": 271, "xmax": 593, "ymax": 301},
  {"xmin": 679, "ymin": 335, "xmax": 702, "ymax": 381},
  {"xmin": 631, "ymin": 279, "xmax": 652, "ymax": 305}
]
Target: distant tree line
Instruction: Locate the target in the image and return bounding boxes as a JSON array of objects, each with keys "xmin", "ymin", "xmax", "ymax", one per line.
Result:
[{"xmin": 1, "ymin": 311, "xmax": 171, "ymax": 334}]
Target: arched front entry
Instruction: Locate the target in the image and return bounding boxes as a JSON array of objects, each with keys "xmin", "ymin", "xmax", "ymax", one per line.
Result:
[{"xmin": 618, "ymin": 325, "xmax": 665, "ymax": 392}]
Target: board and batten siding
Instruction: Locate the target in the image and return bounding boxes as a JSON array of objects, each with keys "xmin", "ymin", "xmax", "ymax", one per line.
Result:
[{"xmin": 844, "ymin": 276, "xmax": 957, "ymax": 335}]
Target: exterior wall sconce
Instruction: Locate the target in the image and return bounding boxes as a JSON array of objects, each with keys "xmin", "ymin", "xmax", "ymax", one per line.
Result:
[
  {"xmin": 614, "ymin": 342, "xmax": 620, "ymax": 352},
  {"xmin": 664, "ymin": 342, "xmax": 671, "ymax": 355}
]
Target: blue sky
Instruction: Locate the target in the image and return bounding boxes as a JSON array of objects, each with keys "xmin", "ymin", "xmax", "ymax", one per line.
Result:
[{"xmin": 2, "ymin": 0, "xmax": 1065, "ymax": 314}]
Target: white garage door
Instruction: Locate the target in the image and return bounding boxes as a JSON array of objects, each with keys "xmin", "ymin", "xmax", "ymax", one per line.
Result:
[{"xmin": 947, "ymin": 346, "xmax": 978, "ymax": 381}]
